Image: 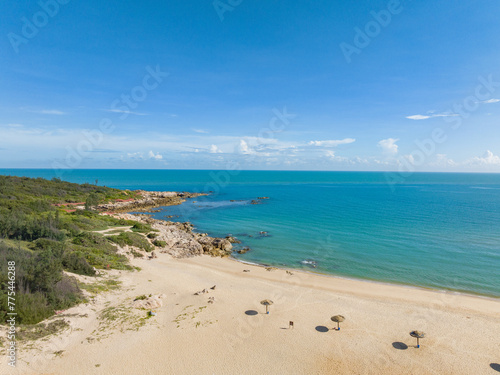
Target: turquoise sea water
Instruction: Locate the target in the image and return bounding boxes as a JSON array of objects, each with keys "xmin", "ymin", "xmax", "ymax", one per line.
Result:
[{"xmin": 3, "ymin": 169, "xmax": 500, "ymax": 297}]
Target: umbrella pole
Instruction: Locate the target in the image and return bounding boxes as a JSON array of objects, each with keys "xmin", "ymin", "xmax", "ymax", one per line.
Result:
[
  {"xmin": 266, "ymin": 305, "xmax": 269, "ymax": 314},
  {"xmin": 337, "ymin": 322, "xmax": 340, "ymax": 331},
  {"xmin": 417, "ymin": 337, "xmax": 420, "ymax": 348}
]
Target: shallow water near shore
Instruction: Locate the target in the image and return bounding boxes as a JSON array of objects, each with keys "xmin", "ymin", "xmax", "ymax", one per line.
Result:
[{"xmin": 3, "ymin": 169, "xmax": 500, "ymax": 297}]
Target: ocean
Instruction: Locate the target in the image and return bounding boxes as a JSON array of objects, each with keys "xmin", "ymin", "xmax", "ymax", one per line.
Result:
[{"xmin": 3, "ymin": 169, "xmax": 500, "ymax": 298}]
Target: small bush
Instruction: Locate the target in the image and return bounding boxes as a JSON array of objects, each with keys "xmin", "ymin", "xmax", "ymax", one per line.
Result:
[
  {"xmin": 147, "ymin": 233, "xmax": 158, "ymax": 239},
  {"xmin": 72, "ymin": 232, "xmax": 115, "ymax": 252},
  {"xmin": 130, "ymin": 249, "xmax": 143, "ymax": 258},
  {"xmin": 131, "ymin": 222, "xmax": 153, "ymax": 233},
  {"xmin": 107, "ymin": 232, "xmax": 153, "ymax": 252},
  {"xmin": 15, "ymin": 292, "xmax": 54, "ymax": 325},
  {"xmin": 153, "ymin": 240, "xmax": 166, "ymax": 247},
  {"xmin": 62, "ymin": 251, "xmax": 95, "ymax": 276},
  {"xmin": 17, "ymin": 319, "xmax": 69, "ymax": 341},
  {"xmin": 29, "ymin": 238, "xmax": 64, "ymax": 252}
]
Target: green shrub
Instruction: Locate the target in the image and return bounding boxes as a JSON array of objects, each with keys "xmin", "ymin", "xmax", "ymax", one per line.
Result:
[
  {"xmin": 131, "ymin": 222, "xmax": 153, "ymax": 233},
  {"xmin": 147, "ymin": 233, "xmax": 158, "ymax": 239},
  {"xmin": 72, "ymin": 232, "xmax": 115, "ymax": 252},
  {"xmin": 153, "ymin": 240, "xmax": 166, "ymax": 247},
  {"xmin": 62, "ymin": 251, "xmax": 95, "ymax": 276},
  {"xmin": 107, "ymin": 232, "xmax": 153, "ymax": 252},
  {"xmin": 130, "ymin": 249, "xmax": 143, "ymax": 258},
  {"xmin": 15, "ymin": 292, "xmax": 54, "ymax": 325},
  {"xmin": 68, "ymin": 243, "xmax": 132, "ymax": 271},
  {"xmin": 29, "ymin": 238, "xmax": 65, "ymax": 252}
]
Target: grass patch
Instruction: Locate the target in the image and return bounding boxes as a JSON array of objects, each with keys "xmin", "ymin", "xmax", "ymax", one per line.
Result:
[
  {"xmin": 17, "ymin": 319, "xmax": 69, "ymax": 341},
  {"xmin": 172, "ymin": 305, "xmax": 213, "ymax": 329},
  {"xmin": 130, "ymin": 249, "xmax": 143, "ymax": 258},
  {"xmin": 87, "ymin": 303, "xmax": 152, "ymax": 342},
  {"xmin": 153, "ymin": 240, "xmax": 166, "ymax": 247},
  {"xmin": 130, "ymin": 222, "xmax": 153, "ymax": 233},
  {"xmin": 107, "ymin": 232, "xmax": 153, "ymax": 252},
  {"xmin": 79, "ymin": 278, "xmax": 122, "ymax": 295}
]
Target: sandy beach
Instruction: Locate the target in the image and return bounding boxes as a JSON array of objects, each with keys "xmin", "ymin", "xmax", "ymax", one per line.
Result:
[{"xmin": 6, "ymin": 251, "xmax": 500, "ymax": 375}]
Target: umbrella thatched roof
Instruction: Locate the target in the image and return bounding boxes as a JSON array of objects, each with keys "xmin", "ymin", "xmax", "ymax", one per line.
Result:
[
  {"xmin": 260, "ymin": 299, "xmax": 274, "ymax": 306},
  {"xmin": 410, "ymin": 330, "xmax": 425, "ymax": 338},
  {"xmin": 331, "ymin": 315, "xmax": 345, "ymax": 323}
]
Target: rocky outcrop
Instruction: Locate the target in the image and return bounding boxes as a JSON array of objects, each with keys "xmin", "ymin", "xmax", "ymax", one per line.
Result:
[
  {"xmin": 197, "ymin": 237, "xmax": 232, "ymax": 257},
  {"xmin": 97, "ymin": 191, "xmax": 207, "ymax": 213},
  {"xmin": 236, "ymin": 247, "xmax": 251, "ymax": 254},
  {"xmin": 225, "ymin": 236, "xmax": 241, "ymax": 244},
  {"xmin": 111, "ymin": 213, "xmax": 232, "ymax": 258},
  {"xmin": 132, "ymin": 294, "xmax": 166, "ymax": 310}
]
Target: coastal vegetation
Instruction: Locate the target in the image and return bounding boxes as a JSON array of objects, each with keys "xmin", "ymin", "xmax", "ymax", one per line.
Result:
[{"xmin": 0, "ymin": 175, "xmax": 145, "ymax": 325}]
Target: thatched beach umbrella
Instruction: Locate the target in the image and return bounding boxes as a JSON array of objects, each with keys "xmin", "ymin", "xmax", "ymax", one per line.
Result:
[
  {"xmin": 260, "ymin": 299, "xmax": 274, "ymax": 314},
  {"xmin": 410, "ymin": 330, "xmax": 425, "ymax": 348},
  {"xmin": 331, "ymin": 315, "xmax": 345, "ymax": 330}
]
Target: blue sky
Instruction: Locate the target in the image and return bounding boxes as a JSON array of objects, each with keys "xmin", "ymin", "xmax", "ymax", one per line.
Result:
[{"xmin": 1, "ymin": 0, "xmax": 500, "ymax": 171}]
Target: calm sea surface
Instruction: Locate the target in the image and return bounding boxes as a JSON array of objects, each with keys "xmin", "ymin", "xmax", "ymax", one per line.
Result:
[{"xmin": 3, "ymin": 169, "xmax": 500, "ymax": 297}]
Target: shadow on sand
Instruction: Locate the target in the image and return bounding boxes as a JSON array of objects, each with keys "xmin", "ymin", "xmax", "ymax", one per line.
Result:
[
  {"xmin": 491, "ymin": 364, "xmax": 500, "ymax": 372},
  {"xmin": 392, "ymin": 342, "xmax": 408, "ymax": 350},
  {"xmin": 245, "ymin": 310, "xmax": 259, "ymax": 316},
  {"xmin": 315, "ymin": 326, "xmax": 329, "ymax": 333}
]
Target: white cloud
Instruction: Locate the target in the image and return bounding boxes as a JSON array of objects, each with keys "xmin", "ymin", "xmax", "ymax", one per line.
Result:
[
  {"xmin": 378, "ymin": 138, "xmax": 399, "ymax": 155},
  {"xmin": 406, "ymin": 115, "xmax": 431, "ymax": 120},
  {"xmin": 406, "ymin": 113, "xmax": 458, "ymax": 120},
  {"xmin": 466, "ymin": 150, "xmax": 500, "ymax": 166},
  {"xmin": 237, "ymin": 140, "xmax": 255, "ymax": 155},
  {"xmin": 127, "ymin": 152, "xmax": 144, "ymax": 160},
  {"xmin": 7, "ymin": 123, "xmax": 23, "ymax": 128},
  {"xmin": 209, "ymin": 144, "xmax": 222, "ymax": 154},
  {"xmin": 431, "ymin": 154, "xmax": 456, "ymax": 167},
  {"xmin": 192, "ymin": 129, "xmax": 209, "ymax": 134},
  {"xmin": 477, "ymin": 98, "xmax": 500, "ymax": 104},
  {"xmin": 324, "ymin": 150, "xmax": 350, "ymax": 163},
  {"xmin": 105, "ymin": 109, "xmax": 147, "ymax": 116},
  {"xmin": 32, "ymin": 109, "xmax": 66, "ymax": 115},
  {"xmin": 148, "ymin": 150, "xmax": 163, "ymax": 160},
  {"xmin": 308, "ymin": 138, "xmax": 356, "ymax": 147}
]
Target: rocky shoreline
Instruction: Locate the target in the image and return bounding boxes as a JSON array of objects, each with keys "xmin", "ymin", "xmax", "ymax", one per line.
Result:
[
  {"xmin": 113, "ymin": 213, "xmax": 234, "ymax": 258},
  {"xmin": 97, "ymin": 190, "xmax": 207, "ymax": 213},
  {"xmin": 98, "ymin": 189, "xmax": 269, "ymax": 260}
]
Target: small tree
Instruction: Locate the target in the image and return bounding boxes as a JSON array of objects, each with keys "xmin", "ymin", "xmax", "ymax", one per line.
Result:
[{"xmin": 85, "ymin": 192, "xmax": 100, "ymax": 211}]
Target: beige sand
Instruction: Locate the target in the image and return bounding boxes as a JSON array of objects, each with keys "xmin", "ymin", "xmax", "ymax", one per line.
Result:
[{"xmin": 6, "ymin": 254, "xmax": 500, "ymax": 375}]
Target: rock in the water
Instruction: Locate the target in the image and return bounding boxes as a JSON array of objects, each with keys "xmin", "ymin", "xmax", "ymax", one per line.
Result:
[
  {"xmin": 237, "ymin": 247, "xmax": 251, "ymax": 254},
  {"xmin": 213, "ymin": 238, "xmax": 232, "ymax": 251},
  {"xmin": 225, "ymin": 236, "xmax": 241, "ymax": 244}
]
